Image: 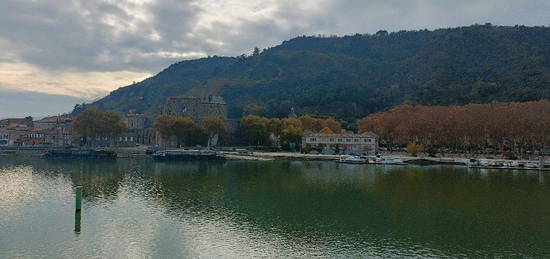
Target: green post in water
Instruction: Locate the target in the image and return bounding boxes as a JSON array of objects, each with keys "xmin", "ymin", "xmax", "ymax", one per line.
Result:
[{"xmin": 75, "ymin": 186, "xmax": 82, "ymax": 212}]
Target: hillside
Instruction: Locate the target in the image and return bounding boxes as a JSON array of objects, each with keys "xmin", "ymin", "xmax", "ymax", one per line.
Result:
[{"xmin": 78, "ymin": 24, "xmax": 550, "ymax": 122}]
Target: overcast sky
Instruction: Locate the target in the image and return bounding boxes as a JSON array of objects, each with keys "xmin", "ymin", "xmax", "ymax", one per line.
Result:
[{"xmin": 1, "ymin": 0, "xmax": 549, "ymax": 117}]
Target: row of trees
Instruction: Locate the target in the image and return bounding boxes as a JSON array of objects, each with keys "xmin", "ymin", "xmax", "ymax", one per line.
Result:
[
  {"xmin": 154, "ymin": 115, "xmax": 227, "ymax": 147},
  {"xmin": 73, "ymin": 108, "xmax": 343, "ymax": 149},
  {"xmin": 153, "ymin": 114, "xmax": 343, "ymax": 148},
  {"xmin": 358, "ymin": 100, "xmax": 550, "ymax": 156},
  {"xmin": 238, "ymin": 115, "xmax": 342, "ymax": 147}
]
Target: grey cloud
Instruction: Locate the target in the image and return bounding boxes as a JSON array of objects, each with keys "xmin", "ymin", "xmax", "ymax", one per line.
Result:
[
  {"xmin": 0, "ymin": 0, "xmax": 202, "ymax": 72},
  {"xmin": 1, "ymin": 0, "xmax": 550, "ymax": 76}
]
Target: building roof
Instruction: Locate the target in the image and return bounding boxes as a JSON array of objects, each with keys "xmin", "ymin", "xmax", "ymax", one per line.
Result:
[
  {"xmin": 36, "ymin": 114, "xmax": 72, "ymax": 123},
  {"xmin": 1, "ymin": 118, "xmax": 30, "ymax": 124}
]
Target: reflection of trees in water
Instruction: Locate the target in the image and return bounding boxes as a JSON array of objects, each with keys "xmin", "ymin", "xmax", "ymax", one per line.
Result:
[
  {"xmin": 2, "ymin": 157, "xmax": 550, "ymax": 256},
  {"xmin": 151, "ymin": 161, "xmax": 550, "ymax": 256},
  {"xmin": 368, "ymin": 166, "xmax": 550, "ymax": 255}
]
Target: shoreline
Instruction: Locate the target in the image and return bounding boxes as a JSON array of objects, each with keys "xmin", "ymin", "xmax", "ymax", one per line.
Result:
[{"xmin": 2, "ymin": 147, "xmax": 549, "ymax": 171}]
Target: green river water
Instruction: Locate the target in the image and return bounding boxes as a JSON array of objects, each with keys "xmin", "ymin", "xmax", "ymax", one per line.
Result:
[{"xmin": 1, "ymin": 156, "xmax": 549, "ymax": 258}]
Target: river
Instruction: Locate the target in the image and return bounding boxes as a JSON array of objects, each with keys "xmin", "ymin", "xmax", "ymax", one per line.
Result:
[{"xmin": 1, "ymin": 156, "xmax": 549, "ymax": 258}]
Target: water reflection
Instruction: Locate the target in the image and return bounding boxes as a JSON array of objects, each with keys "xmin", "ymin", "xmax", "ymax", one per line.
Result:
[{"xmin": 1, "ymin": 157, "xmax": 549, "ymax": 257}]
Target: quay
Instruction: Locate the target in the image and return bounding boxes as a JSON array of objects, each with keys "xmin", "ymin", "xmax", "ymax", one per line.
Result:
[{"xmin": 2, "ymin": 146, "xmax": 549, "ymax": 171}]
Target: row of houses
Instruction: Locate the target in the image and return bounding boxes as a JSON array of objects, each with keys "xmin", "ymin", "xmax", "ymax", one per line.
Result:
[
  {"xmin": 0, "ymin": 94, "xmax": 228, "ymax": 148},
  {"xmin": 0, "ymin": 116, "xmax": 73, "ymax": 147},
  {"xmin": 0, "ymin": 113, "xmax": 155, "ymax": 148}
]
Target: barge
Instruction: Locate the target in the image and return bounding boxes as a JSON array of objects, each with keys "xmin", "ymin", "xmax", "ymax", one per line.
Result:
[{"xmin": 43, "ymin": 150, "xmax": 117, "ymax": 159}]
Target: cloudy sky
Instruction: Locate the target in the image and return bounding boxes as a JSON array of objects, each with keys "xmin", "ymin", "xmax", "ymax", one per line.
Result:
[{"xmin": 1, "ymin": 0, "xmax": 549, "ymax": 117}]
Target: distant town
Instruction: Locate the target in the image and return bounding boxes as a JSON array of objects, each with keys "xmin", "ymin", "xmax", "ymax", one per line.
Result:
[
  {"xmin": 3, "ymin": 92, "xmax": 550, "ymax": 165},
  {"xmin": 0, "ymin": 93, "xmax": 379, "ymax": 157}
]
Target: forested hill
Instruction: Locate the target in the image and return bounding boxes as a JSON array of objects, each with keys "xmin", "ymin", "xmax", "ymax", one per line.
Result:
[{"xmin": 77, "ymin": 24, "xmax": 550, "ymax": 122}]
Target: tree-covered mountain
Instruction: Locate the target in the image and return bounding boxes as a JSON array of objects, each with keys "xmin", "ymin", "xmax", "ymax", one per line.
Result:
[{"xmin": 78, "ymin": 24, "xmax": 550, "ymax": 123}]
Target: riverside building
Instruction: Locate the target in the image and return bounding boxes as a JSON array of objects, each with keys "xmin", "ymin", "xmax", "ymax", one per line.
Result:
[{"xmin": 302, "ymin": 131, "xmax": 378, "ymax": 155}]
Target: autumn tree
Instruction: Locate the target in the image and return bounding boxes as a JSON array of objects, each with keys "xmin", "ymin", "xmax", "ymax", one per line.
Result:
[
  {"xmin": 322, "ymin": 118, "xmax": 342, "ymax": 133},
  {"xmin": 239, "ymin": 115, "xmax": 270, "ymax": 146},
  {"xmin": 299, "ymin": 115, "xmax": 321, "ymax": 132},
  {"xmin": 73, "ymin": 108, "xmax": 128, "ymax": 146},
  {"xmin": 200, "ymin": 116, "xmax": 227, "ymax": 147},
  {"xmin": 358, "ymin": 100, "xmax": 550, "ymax": 158},
  {"xmin": 282, "ymin": 118, "xmax": 303, "ymax": 132},
  {"xmin": 281, "ymin": 126, "xmax": 302, "ymax": 150},
  {"xmin": 172, "ymin": 117, "xmax": 200, "ymax": 147},
  {"xmin": 267, "ymin": 118, "xmax": 283, "ymax": 145},
  {"xmin": 407, "ymin": 142, "xmax": 424, "ymax": 157},
  {"xmin": 154, "ymin": 114, "xmax": 176, "ymax": 140},
  {"xmin": 154, "ymin": 115, "xmax": 207, "ymax": 147},
  {"xmin": 238, "ymin": 114, "xmax": 345, "ymax": 147}
]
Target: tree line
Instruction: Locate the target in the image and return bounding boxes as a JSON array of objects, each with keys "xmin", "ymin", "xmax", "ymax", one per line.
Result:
[
  {"xmin": 154, "ymin": 115, "xmax": 227, "ymax": 147},
  {"xmin": 154, "ymin": 114, "xmax": 343, "ymax": 148},
  {"xmin": 358, "ymin": 100, "xmax": 550, "ymax": 157},
  {"xmin": 72, "ymin": 108, "xmax": 343, "ymax": 149},
  {"xmin": 237, "ymin": 115, "xmax": 342, "ymax": 148}
]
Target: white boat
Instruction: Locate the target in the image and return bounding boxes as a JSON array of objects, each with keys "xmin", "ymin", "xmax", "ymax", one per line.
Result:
[
  {"xmin": 503, "ymin": 161, "xmax": 520, "ymax": 168},
  {"xmin": 525, "ymin": 162, "xmax": 540, "ymax": 169},
  {"xmin": 337, "ymin": 155, "xmax": 368, "ymax": 164},
  {"xmin": 468, "ymin": 158, "xmax": 545, "ymax": 171},
  {"xmin": 375, "ymin": 156, "xmax": 407, "ymax": 165}
]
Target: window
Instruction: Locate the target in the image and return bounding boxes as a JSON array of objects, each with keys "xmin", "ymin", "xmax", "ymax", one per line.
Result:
[
  {"xmin": 337, "ymin": 138, "xmax": 342, "ymax": 142},
  {"xmin": 346, "ymin": 139, "xmax": 351, "ymax": 142},
  {"xmin": 354, "ymin": 139, "xmax": 359, "ymax": 142},
  {"xmin": 309, "ymin": 138, "xmax": 316, "ymax": 142},
  {"xmin": 329, "ymin": 138, "xmax": 334, "ymax": 142}
]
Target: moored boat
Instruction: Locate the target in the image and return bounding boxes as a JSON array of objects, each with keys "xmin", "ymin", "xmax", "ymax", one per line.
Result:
[
  {"xmin": 152, "ymin": 150, "xmax": 226, "ymax": 161},
  {"xmin": 337, "ymin": 155, "xmax": 368, "ymax": 164},
  {"xmin": 43, "ymin": 149, "xmax": 117, "ymax": 159},
  {"xmin": 374, "ymin": 156, "xmax": 407, "ymax": 165},
  {"xmin": 468, "ymin": 158, "xmax": 547, "ymax": 170}
]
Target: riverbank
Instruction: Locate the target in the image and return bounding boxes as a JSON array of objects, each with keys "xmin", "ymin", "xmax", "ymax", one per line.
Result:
[{"xmin": 2, "ymin": 146, "xmax": 549, "ymax": 170}]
